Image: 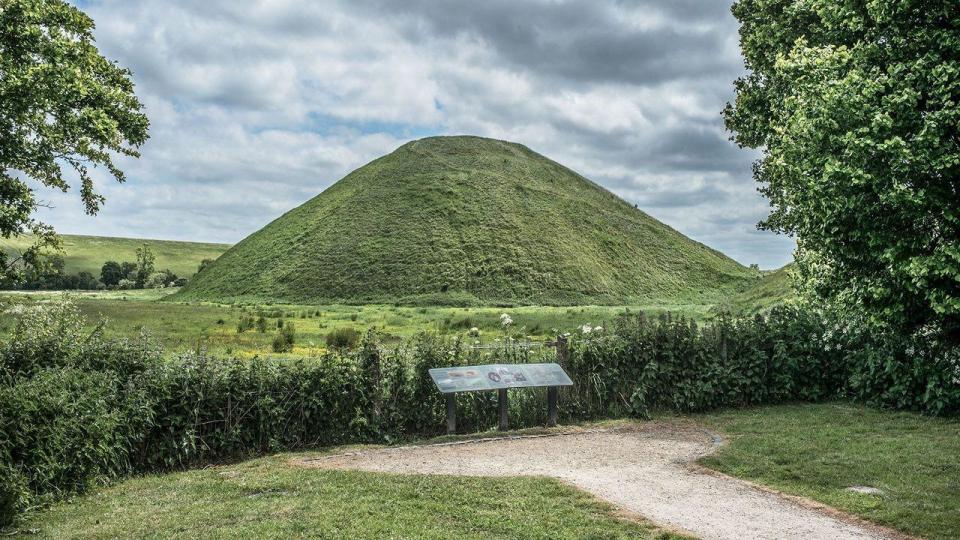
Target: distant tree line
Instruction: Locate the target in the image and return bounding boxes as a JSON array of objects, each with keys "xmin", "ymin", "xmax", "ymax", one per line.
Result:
[{"xmin": 1, "ymin": 244, "xmax": 190, "ymax": 291}]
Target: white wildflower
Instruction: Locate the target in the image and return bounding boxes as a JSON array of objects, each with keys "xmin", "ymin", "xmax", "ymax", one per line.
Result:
[
  {"xmin": 500, "ymin": 313, "xmax": 513, "ymax": 327},
  {"xmin": 580, "ymin": 324, "xmax": 592, "ymax": 334}
]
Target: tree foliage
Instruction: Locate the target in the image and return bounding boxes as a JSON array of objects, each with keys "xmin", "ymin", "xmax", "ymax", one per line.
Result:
[
  {"xmin": 0, "ymin": 0, "xmax": 149, "ymax": 281},
  {"xmin": 134, "ymin": 244, "xmax": 154, "ymax": 287},
  {"xmin": 725, "ymin": 0, "xmax": 960, "ymax": 342},
  {"xmin": 99, "ymin": 261, "xmax": 123, "ymax": 287}
]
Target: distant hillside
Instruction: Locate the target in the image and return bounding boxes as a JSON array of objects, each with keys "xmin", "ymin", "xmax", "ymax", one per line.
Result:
[
  {"xmin": 718, "ymin": 264, "xmax": 796, "ymax": 314},
  {"xmin": 177, "ymin": 135, "xmax": 757, "ymax": 305},
  {"xmin": 0, "ymin": 235, "xmax": 230, "ymax": 278}
]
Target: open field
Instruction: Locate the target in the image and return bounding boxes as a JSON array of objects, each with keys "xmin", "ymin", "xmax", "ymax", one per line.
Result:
[
  {"xmin": 0, "ymin": 289, "xmax": 715, "ymax": 355},
  {"xmin": 0, "ymin": 258, "xmax": 794, "ymax": 356},
  {"xmin": 0, "ymin": 234, "xmax": 230, "ymax": 277},
  {"xmin": 11, "ymin": 404, "xmax": 958, "ymax": 539}
]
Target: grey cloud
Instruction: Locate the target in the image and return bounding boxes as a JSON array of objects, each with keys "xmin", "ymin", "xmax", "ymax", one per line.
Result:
[
  {"xmin": 37, "ymin": 0, "xmax": 793, "ymax": 267},
  {"xmin": 357, "ymin": 0, "xmax": 741, "ymax": 86},
  {"xmin": 622, "ymin": 184, "xmax": 732, "ymax": 208}
]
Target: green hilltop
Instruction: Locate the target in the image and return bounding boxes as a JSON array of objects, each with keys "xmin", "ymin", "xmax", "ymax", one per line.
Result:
[{"xmin": 176, "ymin": 136, "xmax": 758, "ymax": 305}]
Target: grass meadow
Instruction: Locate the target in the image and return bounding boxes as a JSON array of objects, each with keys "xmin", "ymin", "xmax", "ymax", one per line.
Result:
[{"xmin": 0, "ymin": 288, "xmax": 715, "ymax": 356}]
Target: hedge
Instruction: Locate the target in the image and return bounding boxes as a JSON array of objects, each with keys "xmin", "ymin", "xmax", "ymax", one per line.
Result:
[{"xmin": 2, "ymin": 301, "xmax": 957, "ymax": 527}]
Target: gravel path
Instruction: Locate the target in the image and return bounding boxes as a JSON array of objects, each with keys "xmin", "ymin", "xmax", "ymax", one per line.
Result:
[{"xmin": 296, "ymin": 423, "xmax": 898, "ymax": 540}]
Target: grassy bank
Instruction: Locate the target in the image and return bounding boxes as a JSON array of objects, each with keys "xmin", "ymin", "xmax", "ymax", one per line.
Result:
[{"xmin": 697, "ymin": 403, "xmax": 960, "ymax": 539}]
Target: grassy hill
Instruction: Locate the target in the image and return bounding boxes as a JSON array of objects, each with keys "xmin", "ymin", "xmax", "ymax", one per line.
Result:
[
  {"xmin": 716, "ymin": 264, "xmax": 796, "ymax": 314},
  {"xmin": 177, "ymin": 135, "xmax": 756, "ymax": 305},
  {"xmin": 0, "ymin": 235, "xmax": 230, "ymax": 278}
]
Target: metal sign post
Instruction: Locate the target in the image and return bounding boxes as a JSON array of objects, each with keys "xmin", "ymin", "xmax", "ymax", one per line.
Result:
[{"xmin": 429, "ymin": 362, "xmax": 573, "ymax": 434}]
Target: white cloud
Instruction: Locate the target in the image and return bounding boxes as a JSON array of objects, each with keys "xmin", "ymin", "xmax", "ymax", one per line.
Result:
[{"xmin": 33, "ymin": 0, "xmax": 795, "ymax": 268}]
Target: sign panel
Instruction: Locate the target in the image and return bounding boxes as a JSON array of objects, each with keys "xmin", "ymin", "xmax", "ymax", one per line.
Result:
[{"xmin": 429, "ymin": 363, "xmax": 573, "ymax": 394}]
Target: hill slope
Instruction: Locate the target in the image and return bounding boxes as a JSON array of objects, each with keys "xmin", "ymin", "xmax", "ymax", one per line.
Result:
[
  {"xmin": 716, "ymin": 264, "xmax": 796, "ymax": 314},
  {"xmin": 177, "ymin": 136, "xmax": 755, "ymax": 305},
  {"xmin": 0, "ymin": 235, "xmax": 230, "ymax": 277}
]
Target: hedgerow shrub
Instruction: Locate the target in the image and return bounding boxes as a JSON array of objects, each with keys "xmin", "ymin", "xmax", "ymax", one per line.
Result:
[
  {"xmin": 0, "ymin": 368, "xmax": 150, "ymax": 505},
  {"xmin": 0, "ymin": 303, "xmax": 160, "ymax": 525},
  {"xmin": 839, "ymin": 320, "xmax": 960, "ymax": 416},
  {"xmin": 0, "ymin": 464, "xmax": 27, "ymax": 529},
  {"xmin": 135, "ymin": 352, "xmax": 369, "ymax": 469},
  {"xmin": 565, "ymin": 306, "xmax": 846, "ymax": 418}
]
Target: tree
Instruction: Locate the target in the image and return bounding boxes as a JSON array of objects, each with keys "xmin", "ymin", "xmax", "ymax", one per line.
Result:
[
  {"xmin": 0, "ymin": 0, "xmax": 149, "ymax": 282},
  {"xmin": 120, "ymin": 261, "xmax": 137, "ymax": 280},
  {"xmin": 75, "ymin": 271, "xmax": 99, "ymax": 290},
  {"xmin": 100, "ymin": 261, "xmax": 124, "ymax": 287},
  {"xmin": 134, "ymin": 244, "xmax": 155, "ymax": 288},
  {"xmin": 144, "ymin": 269, "xmax": 177, "ymax": 288},
  {"xmin": 20, "ymin": 253, "xmax": 63, "ymax": 289},
  {"xmin": 725, "ymin": 1, "xmax": 960, "ymax": 343}
]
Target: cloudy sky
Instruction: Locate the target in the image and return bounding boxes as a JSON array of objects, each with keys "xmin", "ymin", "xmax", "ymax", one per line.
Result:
[{"xmin": 40, "ymin": 0, "xmax": 794, "ymax": 268}]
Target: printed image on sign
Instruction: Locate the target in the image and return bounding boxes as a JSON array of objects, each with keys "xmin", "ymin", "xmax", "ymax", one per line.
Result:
[
  {"xmin": 429, "ymin": 367, "xmax": 489, "ymax": 393},
  {"xmin": 429, "ymin": 363, "xmax": 572, "ymax": 393}
]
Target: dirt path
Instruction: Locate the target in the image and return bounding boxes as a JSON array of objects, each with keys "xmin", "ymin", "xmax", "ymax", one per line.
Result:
[{"xmin": 295, "ymin": 423, "xmax": 897, "ymax": 540}]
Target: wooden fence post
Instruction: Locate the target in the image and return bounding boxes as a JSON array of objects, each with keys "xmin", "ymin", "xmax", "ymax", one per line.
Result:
[
  {"xmin": 362, "ymin": 335, "xmax": 382, "ymax": 436},
  {"xmin": 555, "ymin": 334, "xmax": 569, "ymax": 368},
  {"xmin": 553, "ymin": 334, "xmax": 569, "ymax": 426}
]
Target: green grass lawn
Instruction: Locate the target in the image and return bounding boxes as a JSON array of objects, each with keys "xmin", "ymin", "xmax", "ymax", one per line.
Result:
[
  {"xmin": 0, "ymin": 234, "xmax": 229, "ymax": 277},
  {"xmin": 696, "ymin": 403, "xmax": 960, "ymax": 539},
  {"xmin": 11, "ymin": 454, "xmax": 676, "ymax": 539},
  {"xmin": 0, "ymin": 290, "xmax": 713, "ymax": 356}
]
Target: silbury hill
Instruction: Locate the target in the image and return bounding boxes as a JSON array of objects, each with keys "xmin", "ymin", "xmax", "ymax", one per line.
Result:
[{"xmin": 176, "ymin": 136, "xmax": 757, "ymax": 306}]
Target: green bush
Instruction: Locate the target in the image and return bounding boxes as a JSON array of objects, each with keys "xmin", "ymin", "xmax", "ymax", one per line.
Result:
[
  {"xmin": 0, "ymin": 368, "xmax": 149, "ymax": 501},
  {"xmin": 271, "ymin": 322, "xmax": 296, "ymax": 353},
  {"xmin": 0, "ymin": 464, "xmax": 28, "ymax": 528},
  {"xmin": 325, "ymin": 327, "xmax": 360, "ymax": 350},
  {"xmin": 236, "ymin": 315, "xmax": 255, "ymax": 333},
  {"xmin": 840, "ymin": 320, "xmax": 960, "ymax": 416},
  {"xmin": 135, "ymin": 353, "xmax": 369, "ymax": 469},
  {"xmin": 566, "ymin": 307, "xmax": 846, "ymax": 418},
  {"xmin": 0, "ymin": 302, "xmax": 161, "ymax": 527}
]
